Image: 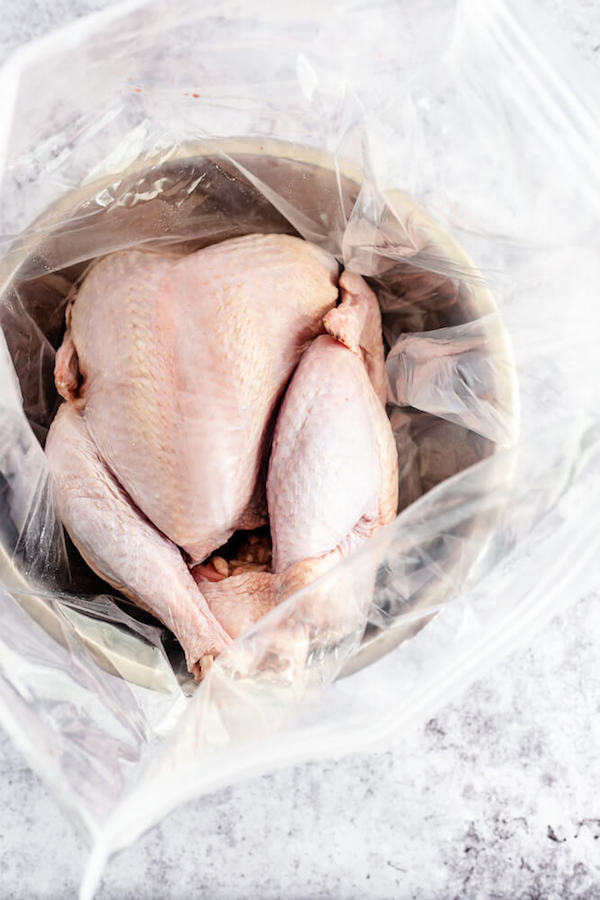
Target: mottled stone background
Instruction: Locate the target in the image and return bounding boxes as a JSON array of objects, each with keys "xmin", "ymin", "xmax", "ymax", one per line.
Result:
[{"xmin": 1, "ymin": 1, "xmax": 599, "ymax": 897}]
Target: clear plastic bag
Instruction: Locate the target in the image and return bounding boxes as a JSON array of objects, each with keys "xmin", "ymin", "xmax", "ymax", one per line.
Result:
[{"xmin": 0, "ymin": 1, "xmax": 599, "ymax": 895}]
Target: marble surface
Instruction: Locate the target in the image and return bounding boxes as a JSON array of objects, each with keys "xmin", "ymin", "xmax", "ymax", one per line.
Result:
[
  {"xmin": 1, "ymin": 2, "xmax": 600, "ymax": 898},
  {"xmin": 1, "ymin": 592, "xmax": 600, "ymax": 899}
]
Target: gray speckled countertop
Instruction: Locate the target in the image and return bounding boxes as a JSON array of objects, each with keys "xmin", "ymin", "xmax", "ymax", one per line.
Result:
[{"xmin": 1, "ymin": 2, "xmax": 600, "ymax": 898}]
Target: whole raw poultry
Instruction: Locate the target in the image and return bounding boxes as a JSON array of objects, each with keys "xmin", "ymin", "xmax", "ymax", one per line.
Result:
[{"xmin": 45, "ymin": 234, "xmax": 398, "ymax": 679}]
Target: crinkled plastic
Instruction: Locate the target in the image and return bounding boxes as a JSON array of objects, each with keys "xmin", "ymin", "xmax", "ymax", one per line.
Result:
[{"xmin": 1, "ymin": 0, "xmax": 599, "ymax": 895}]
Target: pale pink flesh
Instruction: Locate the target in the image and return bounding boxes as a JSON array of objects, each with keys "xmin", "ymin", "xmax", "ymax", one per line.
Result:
[
  {"xmin": 56, "ymin": 234, "xmax": 338, "ymax": 564},
  {"xmin": 198, "ymin": 273, "xmax": 398, "ymax": 651},
  {"xmin": 48, "ymin": 239, "xmax": 397, "ymax": 675},
  {"xmin": 323, "ymin": 270, "xmax": 388, "ymax": 406},
  {"xmin": 196, "ymin": 570, "xmax": 280, "ymax": 640},
  {"xmin": 268, "ymin": 272, "xmax": 398, "ymax": 573},
  {"xmin": 45, "ymin": 403, "xmax": 231, "ymax": 678}
]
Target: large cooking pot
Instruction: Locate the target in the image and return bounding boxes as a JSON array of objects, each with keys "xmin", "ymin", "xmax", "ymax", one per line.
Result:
[{"xmin": 0, "ymin": 138, "xmax": 517, "ymax": 690}]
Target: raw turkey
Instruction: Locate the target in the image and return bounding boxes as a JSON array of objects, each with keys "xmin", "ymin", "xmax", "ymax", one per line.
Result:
[{"xmin": 45, "ymin": 234, "xmax": 398, "ymax": 679}]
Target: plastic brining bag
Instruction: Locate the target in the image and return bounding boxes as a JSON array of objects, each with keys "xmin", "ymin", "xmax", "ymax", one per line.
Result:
[{"xmin": 0, "ymin": 0, "xmax": 599, "ymax": 895}]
